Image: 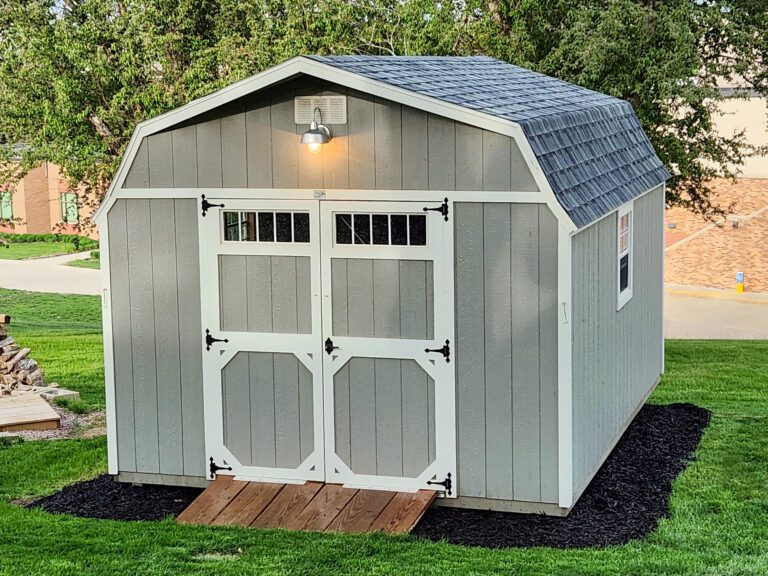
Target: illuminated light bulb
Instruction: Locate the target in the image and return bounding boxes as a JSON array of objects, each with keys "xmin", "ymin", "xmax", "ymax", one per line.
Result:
[{"xmin": 307, "ymin": 142, "xmax": 322, "ymax": 154}]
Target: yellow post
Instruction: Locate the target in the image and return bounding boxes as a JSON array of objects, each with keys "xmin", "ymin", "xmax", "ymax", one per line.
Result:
[{"xmin": 736, "ymin": 272, "xmax": 744, "ymax": 293}]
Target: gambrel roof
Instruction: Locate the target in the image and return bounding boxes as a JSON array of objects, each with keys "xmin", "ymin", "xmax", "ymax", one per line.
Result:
[
  {"xmin": 311, "ymin": 56, "xmax": 669, "ymax": 228},
  {"xmin": 96, "ymin": 55, "xmax": 668, "ymax": 229}
]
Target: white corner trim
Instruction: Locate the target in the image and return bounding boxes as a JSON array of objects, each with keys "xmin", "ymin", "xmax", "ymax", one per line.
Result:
[
  {"xmin": 557, "ymin": 223, "xmax": 574, "ymax": 508},
  {"xmin": 93, "ymin": 56, "xmax": 579, "ymax": 230},
  {"xmin": 98, "ymin": 222, "xmax": 119, "ymax": 475}
]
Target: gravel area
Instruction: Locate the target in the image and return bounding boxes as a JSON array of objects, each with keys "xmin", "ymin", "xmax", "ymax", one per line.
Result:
[
  {"xmin": 15, "ymin": 405, "xmax": 102, "ymax": 441},
  {"xmin": 412, "ymin": 403, "xmax": 710, "ymax": 548}
]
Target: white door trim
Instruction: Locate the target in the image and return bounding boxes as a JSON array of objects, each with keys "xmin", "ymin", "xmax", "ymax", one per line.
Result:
[
  {"xmin": 319, "ymin": 200, "xmax": 457, "ymax": 495},
  {"xmin": 199, "ymin": 199, "xmax": 325, "ymax": 483}
]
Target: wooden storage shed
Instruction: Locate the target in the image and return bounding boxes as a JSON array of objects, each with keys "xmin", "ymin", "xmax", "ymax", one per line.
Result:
[{"xmin": 94, "ymin": 56, "xmax": 669, "ymax": 516}]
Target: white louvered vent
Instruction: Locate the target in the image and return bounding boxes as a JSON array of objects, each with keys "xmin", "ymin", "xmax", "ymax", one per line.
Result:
[{"xmin": 294, "ymin": 96, "xmax": 347, "ymax": 125}]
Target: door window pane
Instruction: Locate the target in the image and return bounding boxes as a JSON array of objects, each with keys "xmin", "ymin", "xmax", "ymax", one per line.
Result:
[
  {"xmin": 258, "ymin": 212, "xmax": 274, "ymax": 242},
  {"xmin": 294, "ymin": 213, "xmax": 310, "ymax": 243},
  {"xmin": 336, "ymin": 214, "xmax": 352, "ymax": 244},
  {"xmin": 241, "ymin": 212, "xmax": 257, "ymax": 241},
  {"xmin": 353, "ymin": 214, "xmax": 371, "ymax": 245},
  {"xmin": 390, "ymin": 214, "xmax": 408, "ymax": 245},
  {"xmin": 408, "ymin": 214, "xmax": 427, "ymax": 246},
  {"xmin": 372, "ymin": 214, "xmax": 389, "ymax": 245},
  {"xmin": 276, "ymin": 212, "xmax": 292, "ymax": 242},
  {"xmin": 223, "ymin": 212, "xmax": 240, "ymax": 241}
]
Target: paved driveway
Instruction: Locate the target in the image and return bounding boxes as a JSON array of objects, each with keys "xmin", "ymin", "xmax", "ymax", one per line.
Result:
[
  {"xmin": 0, "ymin": 252, "xmax": 101, "ymax": 296},
  {"xmin": 665, "ymin": 284, "xmax": 768, "ymax": 339}
]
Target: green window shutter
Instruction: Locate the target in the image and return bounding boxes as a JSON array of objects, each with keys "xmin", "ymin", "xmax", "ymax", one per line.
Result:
[
  {"xmin": 0, "ymin": 192, "xmax": 12, "ymax": 220},
  {"xmin": 60, "ymin": 193, "xmax": 79, "ymax": 224}
]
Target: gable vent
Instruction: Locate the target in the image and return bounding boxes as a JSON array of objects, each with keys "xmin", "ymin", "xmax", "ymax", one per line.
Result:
[{"xmin": 294, "ymin": 96, "xmax": 347, "ymax": 125}]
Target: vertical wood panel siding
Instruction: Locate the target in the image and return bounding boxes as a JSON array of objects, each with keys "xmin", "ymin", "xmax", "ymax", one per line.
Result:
[
  {"xmin": 222, "ymin": 351, "xmax": 314, "ymax": 468},
  {"xmin": 123, "ymin": 79, "xmax": 539, "ymax": 193},
  {"xmin": 570, "ymin": 185, "xmax": 664, "ymax": 499},
  {"xmin": 219, "ymin": 255, "xmax": 312, "ymax": 334},
  {"xmin": 334, "ymin": 358, "xmax": 435, "ymax": 477},
  {"xmin": 331, "ymin": 259, "xmax": 434, "ymax": 340},
  {"xmin": 108, "ymin": 199, "xmax": 205, "ymax": 477},
  {"xmin": 454, "ymin": 203, "xmax": 559, "ymax": 503}
]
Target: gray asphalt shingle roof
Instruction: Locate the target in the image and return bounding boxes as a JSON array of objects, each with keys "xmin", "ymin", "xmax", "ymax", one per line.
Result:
[{"xmin": 310, "ymin": 55, "xmax": 669, "ymax": 228}]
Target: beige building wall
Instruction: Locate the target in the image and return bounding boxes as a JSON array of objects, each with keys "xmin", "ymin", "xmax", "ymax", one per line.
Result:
[{"xmin": 714, "ymin": 93, "xmax": 768, "ymax": 179}]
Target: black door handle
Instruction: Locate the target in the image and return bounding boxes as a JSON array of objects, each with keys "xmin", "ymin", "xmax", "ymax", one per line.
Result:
[
  {"xmin": 325, "ymin": 337, "xmax": 339, "ymax": 355},
  {"xmin": 425, "ymin": 339, "xmax": 450, "ymax": 363}
]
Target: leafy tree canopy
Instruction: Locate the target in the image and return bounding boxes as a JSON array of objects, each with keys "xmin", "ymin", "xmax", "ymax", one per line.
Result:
[{"xmin": 0, "ymin": 0, "xmax": 765, "ymax": 226}]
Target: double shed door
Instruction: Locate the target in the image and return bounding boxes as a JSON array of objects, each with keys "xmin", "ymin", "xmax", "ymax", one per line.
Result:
[{"xmin": 201, "ymin": 198, "xmax": 455, "ymax": 494}]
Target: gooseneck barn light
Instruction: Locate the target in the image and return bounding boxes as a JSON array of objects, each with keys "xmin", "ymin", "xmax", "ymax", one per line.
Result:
[{"xmin": 301, "ymin": 107, "xmax": 332, "ymax": 154}]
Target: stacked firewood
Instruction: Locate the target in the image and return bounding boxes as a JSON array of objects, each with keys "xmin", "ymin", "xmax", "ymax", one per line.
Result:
[{"xmin": 0, "ymin": 315, "xmax": 46, "ymax": 396}]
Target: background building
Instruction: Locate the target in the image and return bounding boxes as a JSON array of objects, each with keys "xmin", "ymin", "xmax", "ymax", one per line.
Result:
[{"xmin": 0, "ymin": 162, "xmax": 93, "ymax": 237}]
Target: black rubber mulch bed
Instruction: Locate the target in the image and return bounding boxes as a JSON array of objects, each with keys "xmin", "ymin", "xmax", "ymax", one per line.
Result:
[
  {"xmin": 412, "ymin": 402, "xmax": 710, "ymax": 549},
  {"xmin": 27, "ymin": 402, "xmax": 709, "ymax": 549},
  {"xmin": 28, "ymin": 475, "xmax": 203, "ymax": 521}
]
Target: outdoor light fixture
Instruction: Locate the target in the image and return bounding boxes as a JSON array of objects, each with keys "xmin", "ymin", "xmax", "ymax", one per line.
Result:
[{"xmin": 301, "ymin": 107, "xmax": 332, "ymax": 154}]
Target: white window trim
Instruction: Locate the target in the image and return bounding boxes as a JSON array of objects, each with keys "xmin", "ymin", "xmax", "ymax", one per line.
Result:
[{"xmin": 617, "ymin": 201, "xmax": 633, "ymax": 310}]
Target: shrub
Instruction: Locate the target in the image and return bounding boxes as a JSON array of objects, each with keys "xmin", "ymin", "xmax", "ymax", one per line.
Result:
[{"xmin": 0, "ymin": 233, "xmax": 98, "ymax": 251}]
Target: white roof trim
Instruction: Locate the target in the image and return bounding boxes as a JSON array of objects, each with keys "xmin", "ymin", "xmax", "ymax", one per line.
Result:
[{"xmin": 94, "ymin": 56, "xmax": 576, "ymax": 231}]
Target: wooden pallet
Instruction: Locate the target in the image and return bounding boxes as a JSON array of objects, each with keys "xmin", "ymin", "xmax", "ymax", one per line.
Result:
[
  {"xmin": 0, "ymin": 394, "xmax": 60, "ymax": 432},
  {"xmin": 177, "ymin": 476, "xmax": 436, "ymax": 534}
]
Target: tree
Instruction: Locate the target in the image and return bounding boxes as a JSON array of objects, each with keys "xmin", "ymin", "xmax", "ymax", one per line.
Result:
[
  {"xmin": 463, "ymin": 0, "xmax": 764, "ymax": 215},
  {"xmin": 0, "ymin": 0, "xmax": 764, "ymax": 228}
]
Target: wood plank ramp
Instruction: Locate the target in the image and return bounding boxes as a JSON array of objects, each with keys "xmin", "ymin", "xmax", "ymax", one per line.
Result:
[
  {"xmin": 177, "ymin": 476, "xmax": 436, "ymax": 534},
  {"xmin": 0, "ymin": 395, "xmax": 60, "ymax": 432}
]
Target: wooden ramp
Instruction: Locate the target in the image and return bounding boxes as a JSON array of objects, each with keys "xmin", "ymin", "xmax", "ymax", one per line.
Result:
[
  {"xmin": 0, "ymin": 394, "xmax": 60, "ymax": 432},
  {"xmin": 177, "ymin": 476, "xmax": 436, "ymax": 534}
]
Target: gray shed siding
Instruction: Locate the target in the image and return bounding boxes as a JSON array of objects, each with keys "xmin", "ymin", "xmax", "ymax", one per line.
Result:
[
  {"xmin": 108, "ymin": 198, "xmax": 205, "ymax": 478},
  {"xmin": 123, "ymin": 78, "xmax": 539, "ymax": 193},
  {"xmin": 571, "ymin": 185, "xmax": 664, "ymax": 499},
  {"xmin": 454, "ymin": 203, "xmax": 559, "ymax": 504}
]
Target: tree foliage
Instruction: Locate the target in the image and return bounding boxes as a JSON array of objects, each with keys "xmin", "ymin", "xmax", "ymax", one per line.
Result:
[{"xmin": 0, "ymin": 0, "xmax": 765, "ymax": 227}]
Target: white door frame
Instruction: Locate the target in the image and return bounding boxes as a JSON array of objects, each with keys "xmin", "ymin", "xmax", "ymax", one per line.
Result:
[
  {"xmin": 319, "ymin": 200, "xmax": 457, "ymax": 494},
  {"xmin": 199, "ymin": 198, "xmax": 325, "ymax": 483}
]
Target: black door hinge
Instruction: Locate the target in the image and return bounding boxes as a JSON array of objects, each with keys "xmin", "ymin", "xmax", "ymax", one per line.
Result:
[
  {"xmin": 427, "ymin": 472, "xmax": 453, "ymax": 495},
  {"xmin": 205, "ymin": 329, "xmax": 229, "ymax": 351},
  {"xmin": 423, "ymin": 197, "xmax": 449, "ymax": 221},
  {"xmin": 425, "ymin": 339, "xmax": 450, "ymax": 363},
  {"xmin": 325, "ymin": 337, "xmax": 339, "ymax": 355},
  {"xmin": 209, "ymin": 457, "xmax": 232, "ymax": 479},
  {"xmin": 201, "ymin": 194, "xmax": 225, "ymax": 217}
]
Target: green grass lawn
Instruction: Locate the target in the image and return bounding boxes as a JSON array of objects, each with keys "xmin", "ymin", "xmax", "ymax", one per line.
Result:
[
  {"xmin": 0, "ymin": 242, "xmax": 80, "ymax": 260},
  {"xmin": 1, "ymin": 287, "xmax": 767, "ymax": 575},
  {"xmin": 0, "ymin": 288, "xmax": 104, "ymax": 408},
  {"xmin": 66, "ymin": 257, "xmax": 100, "ymax": 269}
]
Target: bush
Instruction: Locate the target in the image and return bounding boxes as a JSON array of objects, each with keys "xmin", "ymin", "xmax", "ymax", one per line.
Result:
[
  {"xmin": 0, "ymin": 233, "xmax": 98, "ymax": 251},
  {"xmin": 90, "ymin": 250, "xmax": 100, "ymax": 260}
]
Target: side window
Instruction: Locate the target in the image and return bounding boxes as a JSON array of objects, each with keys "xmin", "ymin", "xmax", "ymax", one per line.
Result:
[
  {"xmin": 60, "ymin": 193, "xmax": 79, "ymax": 224},
  {"xmin": 617, "ymin": 202, "xmax": 633, "ymax": 310},
  {"xmin": 0, "ymin": 192, "xmax": 12, "ymax": 220}
]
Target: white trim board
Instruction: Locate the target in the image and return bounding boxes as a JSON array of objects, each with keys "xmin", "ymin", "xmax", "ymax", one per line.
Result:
[
  {"xmin": 557, "ymin": 223, "xmax": 574, "ymax": 508},
  {"xmin": 92, "ymin": 56, "xmax": 576, "ymax": 233},
  {"xmin": 113, "ymin": 188, "xmax": 546, "ymax": 204},
  {"xmin": 99, "ymin": 221, "xmax": 119, "ymax": 475}
]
